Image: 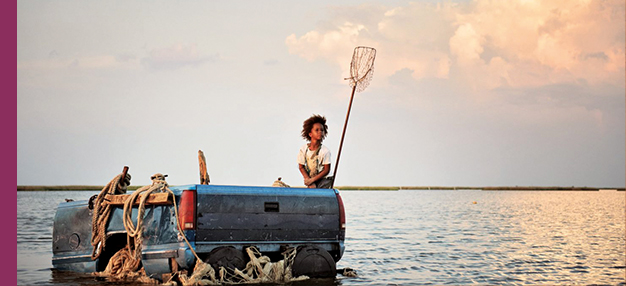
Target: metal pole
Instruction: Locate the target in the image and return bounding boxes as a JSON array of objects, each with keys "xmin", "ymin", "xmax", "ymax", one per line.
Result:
[{"xmin": 332, "ymin": 84, "xmax": 357, "ymax": 188}]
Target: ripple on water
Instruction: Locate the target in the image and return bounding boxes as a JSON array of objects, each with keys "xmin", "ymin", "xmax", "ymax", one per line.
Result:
[{"xmin": 17, "ymin": 190, "xmax": 626, "ymax": 285}]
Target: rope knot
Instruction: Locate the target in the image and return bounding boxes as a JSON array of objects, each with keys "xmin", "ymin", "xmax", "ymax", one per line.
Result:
[{"xmin": 150, "ymin": 173, "xmax": 169, "ymax": 188}]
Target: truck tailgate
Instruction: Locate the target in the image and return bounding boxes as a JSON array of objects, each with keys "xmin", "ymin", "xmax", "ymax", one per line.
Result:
[{"xmin": 193, "ymin": 185, "xmax": 341, "ymax": 243}]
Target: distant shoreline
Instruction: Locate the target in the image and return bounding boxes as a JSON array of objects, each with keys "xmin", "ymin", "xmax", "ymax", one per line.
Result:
[
  {"xmin": 336, "ymin": 186, "xmax": 624, "ymax": 191},
  {"xmin": 17, "ymin": 185, "xmax": 142, "ymax": 191},
  {"xmin": 16, "ymin": 185, "xmax": 625, "ymax": 191}
]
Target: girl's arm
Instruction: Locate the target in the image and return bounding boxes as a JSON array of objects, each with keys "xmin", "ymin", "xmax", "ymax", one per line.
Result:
[
  {"xmin": 299, "ymin": 164, "xmax": 312, "ymax": 185},
  {"xmin": 305, "ymin": 164, "xmax": 330, "ymax": 186}
]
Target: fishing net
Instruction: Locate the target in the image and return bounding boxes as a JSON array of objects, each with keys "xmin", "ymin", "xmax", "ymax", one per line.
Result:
[
  {"xmin": 333, "ymin": 46, "xmax": 377, "ymax": 186},
  {"xmin": 347, "ymin": 46, "xmax": 376, "ymax": 92}
]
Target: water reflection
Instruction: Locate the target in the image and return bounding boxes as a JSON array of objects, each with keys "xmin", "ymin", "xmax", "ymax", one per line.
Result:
[
  {"xmin": 17, "ymin": 190, "xmax": 626, "ymax": 285},
  {"xmin": 339, "ymin": 190, "xmax": 625, "ymax": 285}
]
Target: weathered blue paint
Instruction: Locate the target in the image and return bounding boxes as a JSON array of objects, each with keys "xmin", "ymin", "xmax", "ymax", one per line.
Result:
[{"xmin": 52, "ymin": 184, "xmax": 345, "ymax": 279}]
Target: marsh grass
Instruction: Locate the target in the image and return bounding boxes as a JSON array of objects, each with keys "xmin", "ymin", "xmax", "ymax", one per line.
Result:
[
  {"xmin": 17, "ymin": 185, "xmax": 624, "ymax": 191},
  {"xmin": 17, "ymin": 185, "xmax": 142, "ymax": 191}
]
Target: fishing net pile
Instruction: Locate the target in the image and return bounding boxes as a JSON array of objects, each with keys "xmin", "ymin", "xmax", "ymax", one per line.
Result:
[{"xmin": 177, "ymin": 247, "xmax": 307, "ymax": 285}]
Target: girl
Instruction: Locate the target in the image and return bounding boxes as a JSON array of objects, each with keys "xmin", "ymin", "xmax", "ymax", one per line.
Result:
[{"xmin": 297, "ymin": 115, "xmax": 333, "ymax": 188}]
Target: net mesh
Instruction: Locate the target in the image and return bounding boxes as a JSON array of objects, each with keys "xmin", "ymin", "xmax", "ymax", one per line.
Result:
[{"xmin": 347, "ymin": 46, "xmax": 376, "ymax": 92}]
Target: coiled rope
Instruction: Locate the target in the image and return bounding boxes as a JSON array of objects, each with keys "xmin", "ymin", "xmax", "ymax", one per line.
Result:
[
  {"xmin": 90, "ymin": 172, "xmax": 129, "ymax": 260},
  {"xmin": 91, "ymin": 172, "xmax": 329, "ymax": 285},
  {"xmin": 91, "ymin": 172, "xmax": 216, "ymax": 284}
]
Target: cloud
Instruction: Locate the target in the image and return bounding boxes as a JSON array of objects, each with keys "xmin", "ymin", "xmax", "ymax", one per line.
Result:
[
  {"xmin": 17, "ymin": 53, "xmax": 143, "ymax": 71},
  {"xmin": 141, "ymin": 44, "xmax": 218, "ymax": 70},
  {"xmin": 455, "ymin": 0, "xmax": 625, "ymax": 89},
  {"xmin": 285, "ymin": 0, "xmax": 625, "ymax": 91},
  {"xmin": 286, "ymin": 3, "xmax": 458, "ymax": 82},
  {"xmin": 18, "ymin": 43, "xmax": 219, "ymax": 73},
  {"xmin": 286, "ymin": 21, "xmax": 372, "ymax": 67},
  {"xmin": 18, "ymin": 55, "xmax": 131, "ymax": 70},
  {"xmin": 449, "ymin": 23, "xmax": 483, "ymax": 65}
]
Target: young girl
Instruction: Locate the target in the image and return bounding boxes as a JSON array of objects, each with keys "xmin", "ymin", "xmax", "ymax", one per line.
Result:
[{"xmin": 297, "ymin": 115, "xmax": 333, "ymax": 188}]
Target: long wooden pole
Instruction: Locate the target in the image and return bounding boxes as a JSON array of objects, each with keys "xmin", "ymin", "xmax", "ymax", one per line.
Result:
[{"xmin": 331, "ymin": 84, "xmax": 357, "ymax": 188}]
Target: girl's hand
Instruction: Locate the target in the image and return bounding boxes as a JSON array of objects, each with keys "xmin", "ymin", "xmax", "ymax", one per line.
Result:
[{"xmin": 304, "ymin": 177, "xmax": 314, "ymax": 186}]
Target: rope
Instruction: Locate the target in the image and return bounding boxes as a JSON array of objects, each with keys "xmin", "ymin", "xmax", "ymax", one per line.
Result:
[
  {"xmin": 118, "ymin": 178, "xmax": 167, "ymax": 274},
  {"xmin": 91, "ymin": 171, "xmax": 352, "ymax": 285},
  {"xmin": 272, "ymin": 177, "xmax": 290, "ymax": 188},
  {"xmin": 90, "ymin": 172, "xmax": 215, "ymax": 284},
  {"xmin": 90, "ymin": 173, "xmax": 128, "ymax": 260}
]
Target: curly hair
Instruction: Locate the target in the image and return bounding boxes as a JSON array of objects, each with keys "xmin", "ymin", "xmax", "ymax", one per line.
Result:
[{"xmin": 301, "ymin": 114, "xmax": 328, "ymax": 142}]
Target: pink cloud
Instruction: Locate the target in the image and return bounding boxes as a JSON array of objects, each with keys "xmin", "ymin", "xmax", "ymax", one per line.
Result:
[{"xmin": 285, "ymin": 0, "xmax": 625, "ymax": 90}]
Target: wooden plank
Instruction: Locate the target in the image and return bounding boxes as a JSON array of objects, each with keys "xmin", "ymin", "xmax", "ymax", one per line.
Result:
[
  {"xmin": 198, "ymin": 150, "xmax": 210, "ymax": 185},
  {"xmin": 104, "ymin": 193, "xmax": 173, "ymax": 206}
]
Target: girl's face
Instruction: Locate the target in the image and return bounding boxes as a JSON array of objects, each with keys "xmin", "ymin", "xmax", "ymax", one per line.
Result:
[{"xmin": 309, "ymin": 123, "xmax": 325, "ymax": 141}]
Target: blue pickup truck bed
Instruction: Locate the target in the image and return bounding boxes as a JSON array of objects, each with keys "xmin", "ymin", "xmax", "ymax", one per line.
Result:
[{"xmin": 52, "ymin": 184, "xmax": 346, "ymax": 279}]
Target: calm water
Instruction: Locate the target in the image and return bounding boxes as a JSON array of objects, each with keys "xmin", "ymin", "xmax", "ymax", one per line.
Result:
[{"xmin": 17, "ymin": 190, "xmax": 625, "ymax": 285}]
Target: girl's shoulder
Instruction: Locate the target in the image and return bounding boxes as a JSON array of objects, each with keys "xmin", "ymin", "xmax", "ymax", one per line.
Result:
[
  {"xmin": 320, "ymin": 144, "xmax": 331, "ymax": 154},
  {"xmin": 299, "ymin": 143, "xmax": 310, "ymax": 152}
]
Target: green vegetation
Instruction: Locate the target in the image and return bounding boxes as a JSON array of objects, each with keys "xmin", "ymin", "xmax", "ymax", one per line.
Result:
[
  {"xmin": 482, "ymin": 186, "xmax": 600, "ymax": 191},
  {"xmin": 337, "ymin": 186, "xmax": 625, "ymax": 191},
  {"xmin": 17, "ymin": 185, "xmax": 142, "ymax": 191},
  {"xmin": 17, "ymin": 185, "xmax": 625, "ymax": 192},
  {"xmin": 335, "ymin": 186, "xmax": 399, "ymax": 191},
  {"xmin": 335, "ymin": 186, "xmax": 481, "ymax": 190}
]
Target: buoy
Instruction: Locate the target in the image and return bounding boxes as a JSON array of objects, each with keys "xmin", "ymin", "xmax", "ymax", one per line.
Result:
[{"xmin": 472, "ymin": 201, "xmax": 477, "ymax": 204}]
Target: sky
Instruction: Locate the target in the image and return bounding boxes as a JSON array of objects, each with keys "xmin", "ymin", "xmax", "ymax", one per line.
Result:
[{"xmin": 17, "ymin": 0, "xmax": 625, "ymax": 188}]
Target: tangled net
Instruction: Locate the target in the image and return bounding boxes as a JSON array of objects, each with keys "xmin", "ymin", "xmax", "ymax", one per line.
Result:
[
  {"xmin": 347, "ymin": 46, "xmax": 376, "ymax": 92},
  {"xmin": 178, "ymin": 247, "xmax": 307, "ymax": 285}
]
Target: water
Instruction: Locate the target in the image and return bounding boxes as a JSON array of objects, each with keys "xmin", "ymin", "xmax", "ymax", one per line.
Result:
[{"xmin": 17, "ymin": 190, "xmax": 625, "ymax": 285}]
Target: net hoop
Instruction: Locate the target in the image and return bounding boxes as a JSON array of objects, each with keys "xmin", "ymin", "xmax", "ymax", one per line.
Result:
[{"xmin": 347, "ymin": 46, "xmax": 376, "ymax": 92}]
